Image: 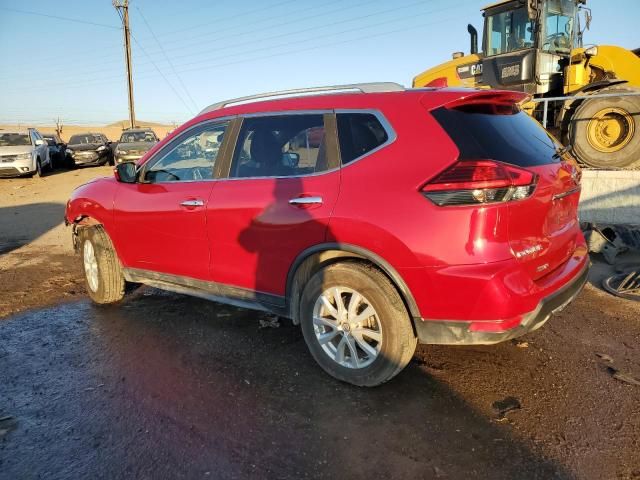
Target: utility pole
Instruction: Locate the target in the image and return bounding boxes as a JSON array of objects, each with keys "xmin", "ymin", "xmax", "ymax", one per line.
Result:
[{"xmin": 113, "ymin": 0, "xmax": 136, "ymax": 129}]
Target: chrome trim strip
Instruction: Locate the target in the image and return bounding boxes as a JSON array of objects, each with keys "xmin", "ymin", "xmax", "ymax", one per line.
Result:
[
  {"xmin": 289, "ymin": 196, "xmax": 323, "ymax": 205},
  {"xmin": 334, "ymin": 109, "xmax": 398, "ymax": 168},
  {"xmin": 552, "ymin": 186, "xmax": 581, "ymax": 200},
  {"xmin": 216, "ymin": 109, "xmax": 396, "ymax": 181}
]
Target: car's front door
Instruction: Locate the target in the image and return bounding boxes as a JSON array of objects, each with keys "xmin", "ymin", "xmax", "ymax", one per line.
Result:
[
  {"xmin": 207, "ymin": 113, "xmax": 340, "ymax": 301},
  {"xmin": 113, "ymin": 120, "xmax": 230, "ymax": 280}
]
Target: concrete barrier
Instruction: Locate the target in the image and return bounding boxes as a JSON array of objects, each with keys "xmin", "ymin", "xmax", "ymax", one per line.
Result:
[{"xmin": 579, "ymin": 170, "xmax": 640, "ymax": 225}]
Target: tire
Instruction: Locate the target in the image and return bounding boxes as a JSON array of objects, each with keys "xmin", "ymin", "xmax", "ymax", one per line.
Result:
[
  {"xmin": 35, "ymin": 158, "xmax": 42, "ymax": 177},
  {"xmin": 77, "ymin": 225, "xmax": 125, "ymax": 305},
  {"xmin": 299, "ymin": 262, "xmax": 417, "ymax": 387},
  {"xmin": 568, "ymin": 87, "xmax": 640, "ymax": 169}
]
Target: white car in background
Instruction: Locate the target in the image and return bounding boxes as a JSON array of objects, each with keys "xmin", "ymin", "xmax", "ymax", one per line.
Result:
[{"xmin": 0, "ymin": 128, "xmax": 52, "ymax": 178}]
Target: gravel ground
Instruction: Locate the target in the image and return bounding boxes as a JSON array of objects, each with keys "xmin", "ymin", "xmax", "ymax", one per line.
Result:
[{"xmin": 0, "ymin": 168, "xmax": 639, "ymax": 479}]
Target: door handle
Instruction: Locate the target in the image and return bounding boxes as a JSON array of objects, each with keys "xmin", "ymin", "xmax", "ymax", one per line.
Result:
[
  {"xmin": 180, "ymin": 199, "xmax": 204, "ymax": 207},
  {"xmin": 288, "ymin": 196, "xmax": 323, "ymax": 206}
]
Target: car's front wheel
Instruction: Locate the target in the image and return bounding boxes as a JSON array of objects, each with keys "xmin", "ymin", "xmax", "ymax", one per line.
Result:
[
  {"xmin": 299, "ymin": 262, "xmax": 417, "ymax": 387},
  {"xmin": 78, "ymin": 225, "xmax": 125, "ymax": 304}
]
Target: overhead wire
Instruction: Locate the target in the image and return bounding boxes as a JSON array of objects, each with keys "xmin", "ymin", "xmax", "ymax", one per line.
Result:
[
  {"xmin": 0, "ymin": 0, "xmax": 374, "ymax": 82},
  {"xmin": 1, "ymin": 3, "xmax": 469, "ymax": 96},
  {"xmin": 1, "ymin": 0, "xmax": 470, "ymax": 91},
  {"xmin": 0, "ymin": 6, "xmax": 120, "ymax": 29},
  {"xmin": 134, "ymin": 6, "xmax": 200, "ymax": 112}
]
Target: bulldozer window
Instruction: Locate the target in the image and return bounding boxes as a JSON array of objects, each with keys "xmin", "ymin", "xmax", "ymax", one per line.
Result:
[
  {"xmin": 486, "ymin": 8, "xmax": 535, "ymax": 56},
  {"xmin": 542, "ymin": 0, "xmax": 576, "ymax": 55}
]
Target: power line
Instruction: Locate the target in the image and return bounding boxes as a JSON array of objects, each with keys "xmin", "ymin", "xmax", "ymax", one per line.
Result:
[
  {"xmin": 135, "ymin": 6, "xmax": 199, "ymax": 112},
  {"xmin": 0, "ymin": 0, "xmax": 375, "ymax": 81},
  {"xmin": 1, "ymin": 0, "xmax": 463, "ymax": 90},
  {"xmin": 129, "ymin": 32, "xmax": 196, "ymax": 115},
  {"xmin": 0, "ymin": 7, "xmax": 120, "ymax": 29},
  {"xmin": 1, "ymin": 6, "xmax": 467, "ymax": 96}
]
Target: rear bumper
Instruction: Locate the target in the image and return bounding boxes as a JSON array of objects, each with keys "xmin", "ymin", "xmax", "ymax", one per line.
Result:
[{"xmin": 413, "ymin": 260, "xmax": 589, "ymax": 345}]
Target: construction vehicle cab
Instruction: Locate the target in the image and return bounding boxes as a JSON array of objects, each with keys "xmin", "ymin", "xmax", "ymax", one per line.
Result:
[{"xmin": 413, "ymin": 0, "xmax": 640, "ymax": 169}]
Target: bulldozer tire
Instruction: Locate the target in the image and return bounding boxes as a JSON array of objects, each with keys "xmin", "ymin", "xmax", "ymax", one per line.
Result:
[{"xmin": 568, "ymin": 87, "xmax": 640, "ymax": 169}]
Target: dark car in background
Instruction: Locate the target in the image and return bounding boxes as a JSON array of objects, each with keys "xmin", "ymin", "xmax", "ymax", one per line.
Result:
[
  {"xmin": 113, "ymin": 128, "xmax": 159, "ymax": 163},
  {"xmin": 66, "ymin": 133, "xmax": 113, "ymax": 167},
  {"xmin": 42, "ymin": 133, "xmax": 66, "ymax": 168}
]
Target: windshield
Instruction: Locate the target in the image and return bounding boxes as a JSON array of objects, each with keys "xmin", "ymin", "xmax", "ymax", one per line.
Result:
[
  {"xmin": 119, "ymin": 131, "xmax": 156, "ymax": 143},
  {"xmin": 485, "ymin": 7, "xmax": 535, "ymax": 56},
  {"xmin": 43, "ymin": 136, "xmax": 57, "ymax": 146},
  {"xmin": 0, "ymin": 133, "xmax": 31, "ymax": 147},
  {"xmin": 69, "ymin": 134, "xmax": 102, "ymax": 145},
  {"xmin": 542, "ymin": 0, "xmax": 576, "ymax": 54}
]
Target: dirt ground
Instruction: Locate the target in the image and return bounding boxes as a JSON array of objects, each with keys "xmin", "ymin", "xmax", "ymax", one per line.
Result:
[
  {"xmin": 0, "ymin": 168, "xmax": 639, "ymax": 479},
  {"xmin": 0, "ymin": 121, "xmax": 173, "ymax": 143}
]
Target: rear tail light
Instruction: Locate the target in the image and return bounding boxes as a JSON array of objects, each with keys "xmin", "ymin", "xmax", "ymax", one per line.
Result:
[{"xmin": 422, "ymin": 160, "xmax": 538, "ymax": 206}]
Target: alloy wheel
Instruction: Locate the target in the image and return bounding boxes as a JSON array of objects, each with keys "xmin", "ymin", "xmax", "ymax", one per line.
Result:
[
  {"xmin": 83, "ymin": 240, "xmax": 99, "ymax": 292},
  {"xmin": 312, "ymin": 286, "xmax": 382, "ymax": 369}
]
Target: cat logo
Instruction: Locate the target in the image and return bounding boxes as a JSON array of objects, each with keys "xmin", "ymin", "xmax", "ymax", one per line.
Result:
[{"xmin": 470, "ymin": 63, "xmax": 483, "ymax": 76}]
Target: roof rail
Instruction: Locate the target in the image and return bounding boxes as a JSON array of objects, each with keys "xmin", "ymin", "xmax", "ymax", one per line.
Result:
[{"xmin": 198, "ymin": 82, "xmax": 405, "ymax": 115}]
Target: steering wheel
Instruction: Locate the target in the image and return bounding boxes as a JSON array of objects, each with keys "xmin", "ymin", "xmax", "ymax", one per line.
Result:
[
  {"xmin": 150, "ymin": 169, "xmax": 180, "ymax": 182},
  {"xmin": 544, "ymin": 33, "xmax": 570, "ymax": 52}
]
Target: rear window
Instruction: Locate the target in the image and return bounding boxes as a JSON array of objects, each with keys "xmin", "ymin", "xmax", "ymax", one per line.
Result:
[
  {"xmin": 432, "ymin": 107, "xmax": 561, "ymax": 167},
  {"xmin": 337, "ymin": 113, "xmax": 389, "ymax": 165}
]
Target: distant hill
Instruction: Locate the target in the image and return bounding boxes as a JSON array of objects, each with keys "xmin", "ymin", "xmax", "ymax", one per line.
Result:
[{"xmin": 104, "ymin": 120, "xmax": 174, "ymax": 129}]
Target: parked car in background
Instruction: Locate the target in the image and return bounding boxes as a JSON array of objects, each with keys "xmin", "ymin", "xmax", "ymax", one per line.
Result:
[
  {"xmin": 0, "ymin": 128, "xmax": 51, "ymax": 177},
  {"xmin": 66, "ymin": 83, "xmax": 588, "ymax": 387},
  {"xmin": 66, "ymin": 133, "xmax": 113, "ymax": 167},
  {"xmin": 42, "ymin": 133, "xmax": 66, "ymax": 168},
  {"xmin": 114, "ymin": 128, "xmax": 159, "ymax": 163}
]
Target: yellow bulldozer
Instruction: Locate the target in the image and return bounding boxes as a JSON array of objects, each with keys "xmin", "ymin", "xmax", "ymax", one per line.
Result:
[{"xmin": 413, "ymin": 0, "xmax": 640, "ymax": 169}]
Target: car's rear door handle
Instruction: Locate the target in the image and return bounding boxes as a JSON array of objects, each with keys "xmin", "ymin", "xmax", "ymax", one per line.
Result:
[
  {"xmin": 289, "ymin": 196, "xmax": 323, "ymax": 206},
  {"xmin": 180, "ymin": 199, "xmax": 204, "ymax": 207}
]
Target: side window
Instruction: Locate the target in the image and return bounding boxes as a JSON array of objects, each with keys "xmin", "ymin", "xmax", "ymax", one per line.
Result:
[
  {"xmin": 143, "ymin": 122, "xmax": 228, "ymax": 183},
  {"xmin": 336, "ymin": 113, "xmax": 389, "ymax": 165},
  {"xmin": 230, "ymin": 114, "xmax": 327, "ymax": 178}
]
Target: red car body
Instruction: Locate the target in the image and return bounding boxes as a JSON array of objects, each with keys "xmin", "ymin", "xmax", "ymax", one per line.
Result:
[{"xmin": 66, "ymin": 87, "xmax": 588, "ymax": 348}]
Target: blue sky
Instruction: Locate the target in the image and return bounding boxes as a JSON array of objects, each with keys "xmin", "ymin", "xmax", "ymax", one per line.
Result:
[{"xmin": 0, "ymin": 0, "xmax": 638, "ymax": 125}]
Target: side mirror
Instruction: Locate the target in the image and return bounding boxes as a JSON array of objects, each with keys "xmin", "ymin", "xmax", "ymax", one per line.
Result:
[
  {"xmin": 114, "ymin": 162, "xmax": 137, "ymax": 183},
  {"xmin": 35, "ymin": 139, "xmax": 44, "ymax": 146},
  {"xmin": 282, "ymin": 152, "xmax": 300, "ymax": 168}
]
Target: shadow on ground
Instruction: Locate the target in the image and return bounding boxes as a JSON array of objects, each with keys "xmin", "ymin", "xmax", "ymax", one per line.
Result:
[
  {"xmin": 0, "ymin": 290, "xmax": 571, "ymax": 480},
  {"xmin": 0, "ymin": 202, "xmax": 65, "ymax": 254}
]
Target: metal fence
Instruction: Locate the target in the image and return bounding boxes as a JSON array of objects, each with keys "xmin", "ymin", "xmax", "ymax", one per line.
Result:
[{"xmin": 531, "ymin": 91, "xmax": 640, "ymax": 128}]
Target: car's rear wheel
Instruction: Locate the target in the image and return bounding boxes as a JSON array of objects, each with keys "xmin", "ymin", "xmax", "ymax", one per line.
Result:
[
  {"xmin": 78, "ymin": 225, "xmax": 125, "ymax": 304},
  {"xmin": 299, "ymin": 262, "xmax": 417, "ymax": 387}
]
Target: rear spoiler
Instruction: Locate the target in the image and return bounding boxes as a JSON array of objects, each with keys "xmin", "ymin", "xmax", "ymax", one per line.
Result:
[{"xmin": 441, "ymin": 90, "xmax": 530, "ymax": 110}]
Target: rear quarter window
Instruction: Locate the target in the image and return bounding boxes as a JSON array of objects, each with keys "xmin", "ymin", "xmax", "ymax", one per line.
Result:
[
  {"xmin": 336, "ymin": 113, "xmax": 389, "ymax": 165},
  {"xmin": 432, "ymin": 107, "xmax": 562, "ymax": 167}
]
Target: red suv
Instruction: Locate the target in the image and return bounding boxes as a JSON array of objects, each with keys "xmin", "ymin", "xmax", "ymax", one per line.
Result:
[{"xmin": 65, "ymin": 83, "xmax": 588, "ymax": 386}]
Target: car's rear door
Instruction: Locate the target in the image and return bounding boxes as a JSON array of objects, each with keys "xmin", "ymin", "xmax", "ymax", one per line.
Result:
[
  {"xmin": 206, "ymin": 112, "xmax": 341, "ymax": 301},
  {"xmin": 113, "ymin": 120, "xmax": 231, "ymax": 280}
]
